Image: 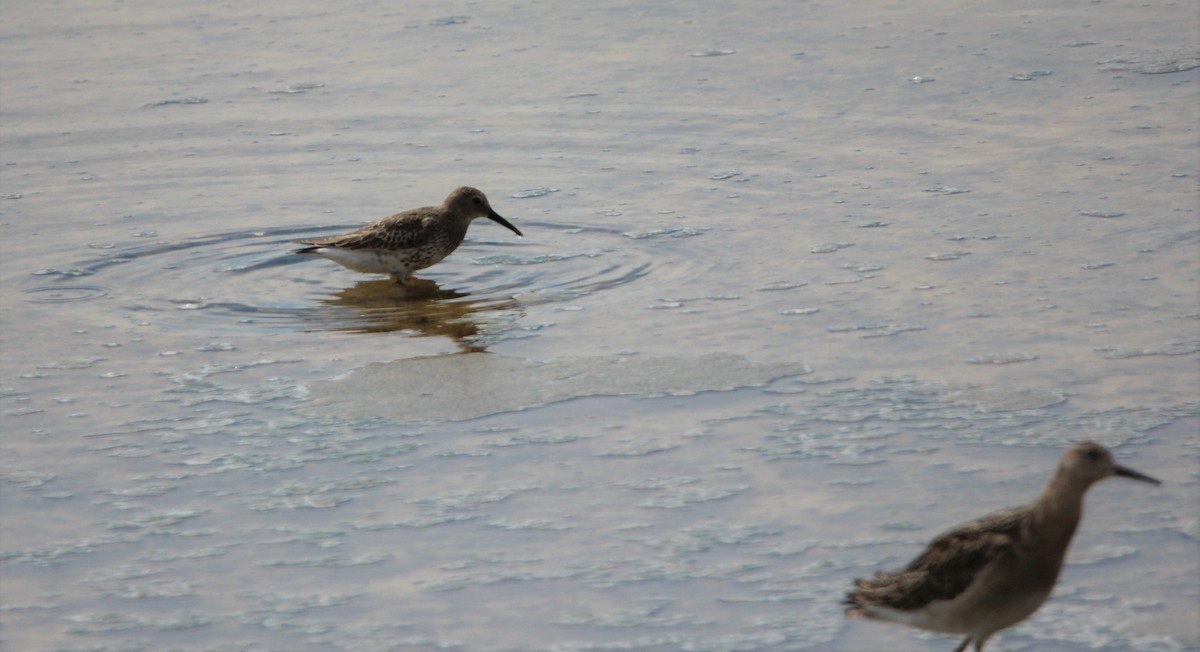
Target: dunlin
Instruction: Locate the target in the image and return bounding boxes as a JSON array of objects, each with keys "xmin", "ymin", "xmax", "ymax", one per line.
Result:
[
  {"xmin": 844, "ymin": 441, "xmax": 1160, "ymax": 652},
  {"xmin": 294, "ymin": 186, "xmax": 522, "ymax": 284}
]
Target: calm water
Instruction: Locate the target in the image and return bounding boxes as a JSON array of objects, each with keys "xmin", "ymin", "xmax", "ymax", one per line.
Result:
[{"xmin": 2, "ymin": 1, "xmax": 1197, "ymax": 651}]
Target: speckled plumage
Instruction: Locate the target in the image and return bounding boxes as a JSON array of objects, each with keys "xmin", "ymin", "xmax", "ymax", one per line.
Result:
[
  {"xmin": 844, "ymin": 442, "xmax": 1160, "ymax": 652},
  {"xmin": 294, "ymin": 187, "xmax": 521, "ymax": 284}
]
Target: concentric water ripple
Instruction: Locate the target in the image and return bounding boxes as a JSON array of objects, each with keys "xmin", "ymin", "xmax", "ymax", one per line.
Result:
[
  {"xmin": 22, "ymin": 285, "xmax": 109, "ymax": 302},
  {"xmin": 28, "ymin": 222, "xmax": 654, "ymax": 341}
]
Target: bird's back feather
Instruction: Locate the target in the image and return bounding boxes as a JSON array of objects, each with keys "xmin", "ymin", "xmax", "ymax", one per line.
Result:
[{"xmin": 846, "ymin": 506, "xmax": 1028, "ymax": 614}]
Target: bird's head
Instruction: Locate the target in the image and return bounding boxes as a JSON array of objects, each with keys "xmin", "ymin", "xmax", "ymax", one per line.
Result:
[
  {"xmin": 445, "ymin": 187, "xmax": 522, "ymax": 237},
  {"xmin": 1061, "ymin": 441, "xmax": 1160, "ymax": 487}
]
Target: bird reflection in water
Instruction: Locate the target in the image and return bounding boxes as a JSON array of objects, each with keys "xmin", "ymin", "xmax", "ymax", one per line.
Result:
[{"xmin": 309, "ymin": 278, "xmax": 519, "ymax": 351}]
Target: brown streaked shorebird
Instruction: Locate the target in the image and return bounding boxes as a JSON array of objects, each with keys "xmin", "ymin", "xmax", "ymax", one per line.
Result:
[
  {"xmin": 844, "ymin": 441, "xmax": 1160, "ymax": 652},
  {"xmin": 293, "ymin": 186, "xmax": 522, "ymax": 285}
]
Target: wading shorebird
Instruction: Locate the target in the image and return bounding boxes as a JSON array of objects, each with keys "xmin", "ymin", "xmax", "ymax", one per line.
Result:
[
  {"xmin": 294, "ymin": 186, "xmax": 522, "ymax": 285},
  {"xmin": 844, "ymin": 441, "xmax": 1160, "ymax": 652}
]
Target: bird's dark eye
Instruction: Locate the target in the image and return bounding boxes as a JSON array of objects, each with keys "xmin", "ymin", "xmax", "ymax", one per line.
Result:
[
  {"xmin": 473, "ymin": 197, "xmax": 483, "ymax": 205},
  {"xmin": 1085, "ymin": 448, "xmax": 1102, "ymax": 461}
]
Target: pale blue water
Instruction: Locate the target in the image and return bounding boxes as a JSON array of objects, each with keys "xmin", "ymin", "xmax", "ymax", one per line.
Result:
[{"xmin": 2, "ymin": 1, "xmax": 1197, "ymax": 650}]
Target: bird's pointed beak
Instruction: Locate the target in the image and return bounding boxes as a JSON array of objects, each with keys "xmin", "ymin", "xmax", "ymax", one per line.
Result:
[
  {"xmin": 1114, "ymin": 464, "xmax": 1161, "ymax": 485},
  {"xmin": 487, "ymin": 210, "xmax": 523, "ymax": 238}
]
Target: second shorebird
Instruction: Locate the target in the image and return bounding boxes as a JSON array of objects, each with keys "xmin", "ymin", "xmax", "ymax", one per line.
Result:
[
  {"xmin": 844, "ymin": 441, "xmax": 1160, "ymax": 652},
  {"xmin": 294, "ymin": 186, "xmax": 522, "ymax": 285}
]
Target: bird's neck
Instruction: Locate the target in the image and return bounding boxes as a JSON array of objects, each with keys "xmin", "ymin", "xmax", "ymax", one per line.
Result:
[
  {"xmin": 1027, "ymin": 469, "xmax": 1087, "ymax": 560},
  {"xmin": 446, "ymin": 218, "xmax": 472, "ymax": 240}
]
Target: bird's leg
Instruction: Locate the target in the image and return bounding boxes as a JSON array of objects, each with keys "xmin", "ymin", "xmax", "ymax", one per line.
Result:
[{"xmin": 953, "ymin": 637, "xmax": 972, "ymax": 652}]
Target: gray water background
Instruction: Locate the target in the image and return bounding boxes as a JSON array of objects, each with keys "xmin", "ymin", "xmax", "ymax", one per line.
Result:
[{"xmin": 2, "ymin": 1, "xmax": 1197, "ymax": 650}]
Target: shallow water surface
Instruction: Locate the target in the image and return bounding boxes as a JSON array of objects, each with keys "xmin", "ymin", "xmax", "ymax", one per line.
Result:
[{"xmin": 2, "ymin": 1, "xmax": 1197, "ymax": 651}]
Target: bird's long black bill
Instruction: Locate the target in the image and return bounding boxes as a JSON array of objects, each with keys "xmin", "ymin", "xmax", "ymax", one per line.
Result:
[
  {"xmin": 488, "ymin": 211, "xmax": 523, "ymax": 237},
  {"xmin": 1114, "ymin": 464, "xmax": 1161, "ymax": 485}
]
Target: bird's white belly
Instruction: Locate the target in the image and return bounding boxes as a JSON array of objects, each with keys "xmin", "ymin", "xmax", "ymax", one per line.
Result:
[
  {"xmin": 877, "ymin": 575, "xmax": 1051, "ymax": 638},
  {"xmin": 310, "ymin": 247, "xmax": 442, "ymax": 276}
]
